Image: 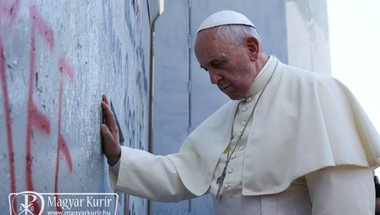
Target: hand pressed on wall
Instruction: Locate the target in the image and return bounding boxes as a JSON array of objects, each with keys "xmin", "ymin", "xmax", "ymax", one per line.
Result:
[{"xmin": 101, "ymin": 94, "xmax": 121, "ymax": 166}]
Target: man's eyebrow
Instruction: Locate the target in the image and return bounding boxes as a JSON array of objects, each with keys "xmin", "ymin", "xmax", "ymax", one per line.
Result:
[{"xmin": 199, "ymin": 58, "xmax": 225, "ymax": 70}]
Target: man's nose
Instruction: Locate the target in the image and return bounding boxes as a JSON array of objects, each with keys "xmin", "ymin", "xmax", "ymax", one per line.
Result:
[{"xmin": 209, "ymin": 72, "xmax": 222, "ymax": 85}]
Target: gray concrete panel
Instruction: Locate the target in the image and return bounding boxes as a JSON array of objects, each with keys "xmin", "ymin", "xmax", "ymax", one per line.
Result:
[
  {"xmin": 286, "ymin": 0, "xmax": 331, "ymax": 74},
  {"xmin": 151, "ymin": 0, "xmax": 191, "ymax": 214},
  {"xmin": 152, "ymin": 0, "xmax": 190, "ymax": 156}
]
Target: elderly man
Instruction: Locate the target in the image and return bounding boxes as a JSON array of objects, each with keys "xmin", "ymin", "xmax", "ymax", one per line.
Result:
[{"xmin": 101, "ymin": 10, "xmax": 380, "ymax": 214}]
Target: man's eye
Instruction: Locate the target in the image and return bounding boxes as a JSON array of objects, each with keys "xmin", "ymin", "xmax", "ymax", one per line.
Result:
[{"xmin": 212, "ymin": 61, "xmax": 224, "ymax": 68}]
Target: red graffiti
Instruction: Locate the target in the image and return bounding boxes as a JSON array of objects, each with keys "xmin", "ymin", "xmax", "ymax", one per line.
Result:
[
  {"xmin": 25, "ymin": 4, "xmax": 54, "ymax": 213},
  {"xmin": 30, "ymin": 4, "xmax": 54, "ymax": 50},
  {"xmin": 133, "ymin": 0, "xmax": 140, "ymax": 18},
  {"xmin": 1, "ymin": 2, "xmax": 75, "ymax": 214},
  {"xmin": 1, "ymin": 1, "xmax": 20, "ymax": 214},
  {"xmin": 54, "ymin": 57, "xmax": 74, "ymax": 212},
  {"xmin": 0, "ymin": 35, "xmax": 17, "ymax": 215},
  {"xmin": 56, "ymin": 57, "xmax": 74, "ymax": 178},
  {"xmin": 0, "ymin": 0, "xmax": 20, "ymax": 25}
]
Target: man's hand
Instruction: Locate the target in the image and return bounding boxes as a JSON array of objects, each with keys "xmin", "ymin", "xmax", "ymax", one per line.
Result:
[{"xmin": 101, "ymin": 94, "xmax": 121, "ymax": 166}]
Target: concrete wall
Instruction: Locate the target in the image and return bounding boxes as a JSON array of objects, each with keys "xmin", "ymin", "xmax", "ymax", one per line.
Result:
[
  {"xmin": 286, "ymin": 0, "xmax": 332, "ymax": 74},
  {"xmin": 0, "ymin": 0, "xmax": 159, "ymax": 214}
]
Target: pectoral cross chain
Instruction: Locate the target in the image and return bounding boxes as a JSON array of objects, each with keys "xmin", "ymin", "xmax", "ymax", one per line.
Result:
[
  {"xmin": 216, "ymin": 160, "xmax": 229, "ymax": 200},
  {"xmin": 214, "ymin": 62, "xmax": 277, "ymax": 201}
]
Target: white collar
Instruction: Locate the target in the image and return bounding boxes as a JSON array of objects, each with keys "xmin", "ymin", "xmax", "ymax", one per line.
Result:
[{"xmin": 244, "ymin": 56, "xmax": 278, "ymax": 101}]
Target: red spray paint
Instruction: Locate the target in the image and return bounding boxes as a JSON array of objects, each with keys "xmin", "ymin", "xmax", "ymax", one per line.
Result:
[
  {"xmin": 54, "ymin": 57, "xmax": 74, "ymax": 212},
  {"xmin": 0, "ymin": 35, "xmax": 17, "ymax": 215},
  {"xmin": 25, "ymin": 4, "xmax": 55, "ymax": 213}
]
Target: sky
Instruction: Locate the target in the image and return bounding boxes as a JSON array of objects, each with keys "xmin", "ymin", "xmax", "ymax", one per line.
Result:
[{"xmin": 327, "ymin": 0, "xmax": 380, "ymax": 174}]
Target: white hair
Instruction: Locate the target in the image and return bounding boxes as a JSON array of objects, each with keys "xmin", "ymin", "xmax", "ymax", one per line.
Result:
[{"xmin": 214, "ymin": 25, "xmax": 264, "ymax": 52}]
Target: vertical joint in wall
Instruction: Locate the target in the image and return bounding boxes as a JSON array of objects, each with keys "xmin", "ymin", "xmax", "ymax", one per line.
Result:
[
  {"xmin": 187, "ymin": 0, "xmax": 192, "ymax": 138},
  {"xmin": 188, "ymin": 34, "xmax": 192, "ymax": 49}
]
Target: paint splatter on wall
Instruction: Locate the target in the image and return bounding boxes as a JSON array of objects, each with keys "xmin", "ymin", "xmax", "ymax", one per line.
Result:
[{"xmin": 0, "ymin": 0, "xmax": 152, "ymax": 214}]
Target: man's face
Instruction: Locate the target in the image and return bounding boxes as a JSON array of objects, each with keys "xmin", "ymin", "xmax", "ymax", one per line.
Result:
[{"xmin": 194, "ymin": 28, "xmax": 256, "ymax": 100}]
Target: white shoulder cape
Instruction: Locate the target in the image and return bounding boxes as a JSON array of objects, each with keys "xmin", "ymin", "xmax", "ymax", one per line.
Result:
[{"xmin": 167, "ymin": 60, "xmax": 380, "ymax": 196}]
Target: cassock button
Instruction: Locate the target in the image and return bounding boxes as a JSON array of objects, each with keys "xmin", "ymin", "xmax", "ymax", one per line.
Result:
[
  {"xmin": 240, "ymin": 146, "xmax": 244, "ymax": 151},
  {"xmin": 238, "ymin": 132, "xmax": 242, "ymax": 136},
  {"xmin": 246, "ymin": 97, "xmax": 252, "ymax": 102},
  {"xmin": 242, "ymin": 120, "xmax": 247, "ymax": 126},
  {"xmin": 228, "ymin": 169, "xmax": 234, "ymax": 174},
  {"xmin": 242, "ymin": 107, "xmax": 247, "ymax": 112}
]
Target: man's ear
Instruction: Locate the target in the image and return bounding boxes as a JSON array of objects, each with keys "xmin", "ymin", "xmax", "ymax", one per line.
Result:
[{"xmin": 246, "ymin": 36, "xmax": 260, "ymax": 61}]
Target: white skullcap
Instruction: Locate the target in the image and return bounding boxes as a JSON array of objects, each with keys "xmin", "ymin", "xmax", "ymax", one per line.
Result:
[{"xmin": 197, "ymin": 10, "xmax": 255, "ymax": 34}]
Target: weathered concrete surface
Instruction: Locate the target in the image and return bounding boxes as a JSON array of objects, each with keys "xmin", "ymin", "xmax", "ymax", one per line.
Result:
[
  {"xmin": 286, "ymin": 0, "xmax": 332, "ymax": 74},
  {"xmin": 0, "ymin": 0, "xmax": 157, "ymax": 214}
]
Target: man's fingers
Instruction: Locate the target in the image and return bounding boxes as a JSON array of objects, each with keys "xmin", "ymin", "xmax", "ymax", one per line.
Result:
[
  {"xmin": 101, "ymin": 124, "xmax": 121, "ymax": 165},
  {"xmin": 100, "ymin": 95, "xmax": 121, "ymax": 165},
  {"xmin": 101, "ymin": 101, "xmax": 118, "ymax": 133},
  {"xmin": 101, "ymin": 124, "xmax": 115, "ymax": 145},
  {"xmin": 102, "ymin": 94, "xmax": 110, "ymax": 106}
]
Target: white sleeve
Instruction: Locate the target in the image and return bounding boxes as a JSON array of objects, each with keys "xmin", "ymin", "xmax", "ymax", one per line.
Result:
[
  {"xmin": 111, "ymin": 159, "xmax": 121, "ymax": 172},
  {"xmin": 108, "ymin": 146, "xmax": 196, "ymax": 202},
  {"xmin": 305, "ymin": 165, "xmax": 375, "ymax": 215}
]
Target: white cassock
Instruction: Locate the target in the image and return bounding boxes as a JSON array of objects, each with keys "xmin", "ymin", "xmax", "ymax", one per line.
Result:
[{"xmin": 109, "ymin": 56, "xmax": 380, "ymax": 214}]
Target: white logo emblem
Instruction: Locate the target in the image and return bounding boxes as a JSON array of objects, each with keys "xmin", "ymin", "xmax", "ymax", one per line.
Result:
[{"xmin": 9, "ymin": 191, "xmax": 45, "ymax": 215}]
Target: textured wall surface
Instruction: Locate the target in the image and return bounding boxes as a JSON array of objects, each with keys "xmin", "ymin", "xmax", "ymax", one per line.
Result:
[
  {"xmin": 0, "ymin": 0, "xmax": 153, "ymax": 214},
  {"xmin": 286, "ymin": 0, "xmax": 331, "ymax": 74}
]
